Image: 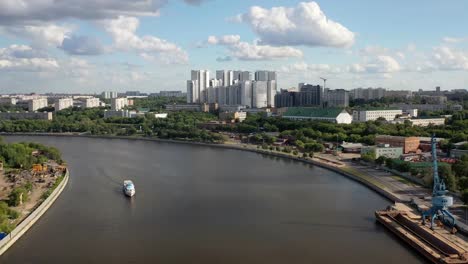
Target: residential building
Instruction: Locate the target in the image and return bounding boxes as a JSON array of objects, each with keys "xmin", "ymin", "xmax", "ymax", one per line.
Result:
[
  {"xmin": 361, "ymin": 145, "xmax": 403, "ymax": 159},
  {"xmin": 282, "ymin": 107, "xmax": 352, "ymax": 124},
  {"xmin": 0, "ymin": 97, "xmax": 17, "ymax": 105},
  {"xmin": 350, "ymin": 87, "xmax": 386, "ymax": 100},
  {"xmin": 421, "ymin": 95, "xmax": 447, "ymax": 104},
  {"xmin": 104, "ymin": 110, "xmax": 131, "ymax": 118},
  {"xmin": 324, "ymin": 89, "xmax": 349, "ymax": 107},
  {"xmin": 55, "ymin": 98, "xmax": 74, "ymax": 111},
  {"xmin": 375, "ymin": 135, "xmax": 420, "ymax": 154},
  {"xmin": 298, "ymin": 84, "xmax": 322, "ymax": 106},
  {"xmin": 0, "ymin": 111, "xmax": 53, "ymax": 120},
  {"xmin": 385, "ymin": 90, "xmax": 413, "ymax": 99},
  {"xmin": 101, "ymin": 91, "xmax": 118, "ymax": 99},
  {"xmin": 390, "ymin": 103, "xmax": 447, "ymax": 112},
  {"xmin": 352, "ymin": 109, "xmax": 403, "ymax": 122},
  {"xmin": 151, "ymin": 91, "xmax": 185, "ymax": 97},
  {"xmin": 84, "ymin": 98, "xmax": 100, "ymax": 108},
  {"xmin": 111, "ymin": 98, "xmax": 129, "ymax": 111},
  {"xmin": 252, "ymin": 81, "xmax": 268, "ymax": 108},
  {"xmin": 275, "ymin": 89, "xmax": 299, "ymax": 108},
  {"xmin": 28, "ymin": 98, "xmax": 48, "ymax": 111}
]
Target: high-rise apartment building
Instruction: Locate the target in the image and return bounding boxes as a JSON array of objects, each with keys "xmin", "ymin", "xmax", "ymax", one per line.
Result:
[
  {"xmin": 187, "ymin": 70, "xmax": 210, "ymax": 103},
  {"xmin": 84, "ymin": 98, "xmax": 100, "ymax": 108},
  {"xmin": 55, "ymin": 98, "xmax": 74, "ymax": 111},
  {"xmin": 324, "ymin": 89, "xmax": 349, "ymax": 107},
  {"xmin": 298, "ymin": 84, "xmax": 322, "ymax": 106},
  {"xmin": 28, "ymin": 98, "xmax": 48, "ymax": 111},
  {"xmin": 102, "ymin": 91, "xmax": 118, "ymax": 99},
  {"xmin": 111, "ymin": 98, "xmax": 129, "ymax": 111}
]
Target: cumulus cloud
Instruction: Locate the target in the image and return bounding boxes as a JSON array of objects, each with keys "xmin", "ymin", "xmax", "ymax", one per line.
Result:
[
  {"xmin": 102, "ymin": 16, "xmax": 188, "ymax": 64},
  {"xmin": 280, "ymin": 62, "xmax": 341, "ymax": 73},
  {"xmin": 0, "ymin": 0, "xmax": 167, "ymax": 24},
  {"xmin": 442, "ymin": 37, "xmax": 466, "ymax": 44},
  {"xmin": 432, "ymin": 46, "xmax": 468, "ymax": 71},
  {"xmin": 4, "ymin": 23, "xmax": 72, "ymax": 47},
  {"xmin": 349, "ymin": 55, "xmax": 401, "ymax": 74},
  {"xmin": 0, "ymin": 44, "xmax": 59, "ymax": 71},
  {"xmin": 60, "ymin": 35, "xmax": 105, "ymax": 55},
  {"xmin": 207, "ymin": 35, "xmax": 302, "ymax": 60},
  {"xmin": 236, "ymin": 1, "xmax": 355, "ymax": 48}
]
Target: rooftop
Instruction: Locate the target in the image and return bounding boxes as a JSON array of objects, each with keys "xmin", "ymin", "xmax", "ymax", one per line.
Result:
[{"xmin": 283, "ymin": 107, "xmax": 347, "ymax": 118}]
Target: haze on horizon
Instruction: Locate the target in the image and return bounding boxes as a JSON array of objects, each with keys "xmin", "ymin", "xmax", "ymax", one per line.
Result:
[{"xmin": 0, "ymin": 0, "xmax": 467, "ymax": 94}]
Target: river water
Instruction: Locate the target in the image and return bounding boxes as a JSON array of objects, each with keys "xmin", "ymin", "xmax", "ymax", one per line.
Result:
[{"xmin": 1, "ymin": 136, "xmax": 426, "ymax": 263}]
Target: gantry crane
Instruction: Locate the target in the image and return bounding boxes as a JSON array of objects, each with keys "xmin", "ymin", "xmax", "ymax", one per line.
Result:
[{"xmin": 421, "ymin": 135, "xmax": 456, "ymax": 230}]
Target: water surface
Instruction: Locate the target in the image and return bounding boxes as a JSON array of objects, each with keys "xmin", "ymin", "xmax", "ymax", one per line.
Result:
[{"xmin": 1, "ymin": 136, "xmax": 426, "ymax": 263}]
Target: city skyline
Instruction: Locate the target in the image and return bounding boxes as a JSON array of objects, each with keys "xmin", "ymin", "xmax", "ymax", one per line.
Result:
[{"xmin": 0, "ymin": 1, "xmax": 468, "ymax": 93}]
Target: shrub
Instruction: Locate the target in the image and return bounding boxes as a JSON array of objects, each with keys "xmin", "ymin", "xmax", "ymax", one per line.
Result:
[{"xmin": 8, "ymin": 187, "xmax": 28, "ymax": 207}]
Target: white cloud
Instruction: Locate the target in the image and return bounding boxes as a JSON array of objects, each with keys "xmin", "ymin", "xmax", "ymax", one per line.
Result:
[
  {"xmin": 60, "ymin": 35, "xmax": 105, "ymax": 55},
  {"xmin": 442, "ymin": 37, "xmax": 466, "ymax": 44},
  {"xmin": 103, "ymin": 16, "xmax": 188, "ymax": 64},
  {"xmin": 0, "ymin": 0, "xmax": 166, "ymax": 24},
  {"xmin": 207, "ymin": 35, "xmax": 302, "ymax": 60},
  {"xmin": 207, "ymin": 35, "xmax": 241, "ymax": 45},
  {"xmin": 0, "ymin": 44, "xmax": 59, "ymax": 71},
  {"xmin": 280, "ymin": 62, "xmax": 341, "ymax": 74},
  {"xmin": 350, "ymin": 55, "xmax": 401, "ymax": 74},
  {"xmin": 432, "ymin": 46, "xmax": 468, "ymax": 71},
  {"xmin": 236, "ymin": 1, "xmax": 355, "ymax": 48},
  {"xmin": 4, "ymin": 23, "xmax": 72, "ymax": 47}
]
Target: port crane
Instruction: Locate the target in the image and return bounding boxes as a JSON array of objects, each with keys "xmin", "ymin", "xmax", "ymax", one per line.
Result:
[{"xmin": 421, "ymin": 135, "xmax": 456, "ymax": 230}]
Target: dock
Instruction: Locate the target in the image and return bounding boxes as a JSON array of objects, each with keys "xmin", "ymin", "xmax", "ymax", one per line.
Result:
[{"xmin": 376, "ymin": 203, "xmax": 468, "ymax": 264}]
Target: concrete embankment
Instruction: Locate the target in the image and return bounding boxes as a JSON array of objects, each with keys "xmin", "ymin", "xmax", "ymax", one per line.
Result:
[{"xmin": 0, "ymin": 169, "xmax": 69, "ymax": 256}]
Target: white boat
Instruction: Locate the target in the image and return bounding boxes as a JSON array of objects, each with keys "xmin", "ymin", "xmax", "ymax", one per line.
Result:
[{"xmin": 123, "ymin": 180, "xmax": 135, "ymax": 197}]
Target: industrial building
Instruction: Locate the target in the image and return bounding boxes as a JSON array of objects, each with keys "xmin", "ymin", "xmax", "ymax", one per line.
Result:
[
  {"xmin": 375, "ymin": 135, "xmax": 420, "ymax": 154},
  {"xmin": 361, "ymin": 145, "xmax": 404, "ymax": 159},
  {"xmin": 282, "ymin": 107, "xmax": 352, "ymax": 124},
  {"xmin": 352, "ymin": 108, "xmax": 403, "ymax": 122}
]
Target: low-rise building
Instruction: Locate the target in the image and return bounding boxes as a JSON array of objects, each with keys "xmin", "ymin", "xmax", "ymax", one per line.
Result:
[
  {"xmin": 340, "ymin": 143, "xmax": 364, "ymax": 153},
  {"xmin": 0, "ymin": 111, "xmax": 53, "ymax": 120},
  {"xmin": 375, "ymin": 135, "xmax": 420, "ymax": 154},
  {"xmin": 154, "ymin": 113, "xmax": 168, "ymax": 119},
  {"xmin": 409, "ymin": 117, "xmax": 446, "ymax": 127},
  {"xmin": 282, "ymin": 107, "xmax": 352, "ymax": 124},
  {"xmin": 361, "ymin": 145, "xmax": 403, "ymax": 159},
  {"xmin": 219, "ymin": 111, "xmax": 247, "ymax": 123},
  {"xmin": 165, "ymin": 104, "xmax": 202, "ymax": 112},
  {"xmin": 55, "ymin": 98, "xmax": 74, "ymax": 111},
  {"xmin": 352, "ymin": 108, "xmax": 403, "ymax": 122},
  {"xmin": 104, "ymin": 110, "xmax": 134, "ymax": 118}
]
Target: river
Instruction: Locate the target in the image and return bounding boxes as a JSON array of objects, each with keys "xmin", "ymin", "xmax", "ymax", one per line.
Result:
[{"xmin": 0, "ymin": 136, "xmax": 426, "ymax": 263}]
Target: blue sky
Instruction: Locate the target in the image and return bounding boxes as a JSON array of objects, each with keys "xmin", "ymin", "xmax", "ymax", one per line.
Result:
[{"xmin": 0, "ymin": 0, "xmax": 467, "ymax": 93}]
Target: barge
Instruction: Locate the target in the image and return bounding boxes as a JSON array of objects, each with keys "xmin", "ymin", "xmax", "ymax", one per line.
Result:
[{"xmin": 376, "ymin": 204, "xmax": 468, "ymax": 264}]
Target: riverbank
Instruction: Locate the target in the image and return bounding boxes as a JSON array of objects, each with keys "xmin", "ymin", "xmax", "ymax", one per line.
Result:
[
  {"xmin": 0, "ymin": 168, "xmax": 69, "ymax": 256},
  {"xmin": 1, "ymin": 132, "xmax": 400, "ymax": 202}
]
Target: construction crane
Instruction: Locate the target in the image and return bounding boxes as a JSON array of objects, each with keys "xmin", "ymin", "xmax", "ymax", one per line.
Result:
[
  {"xmin": 421, "ymin": 135, "xmax": 456, "ymax": 230},
  {"xmin": 320, "ymin": 77, "xmax": 327, "ymax": 89}
]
